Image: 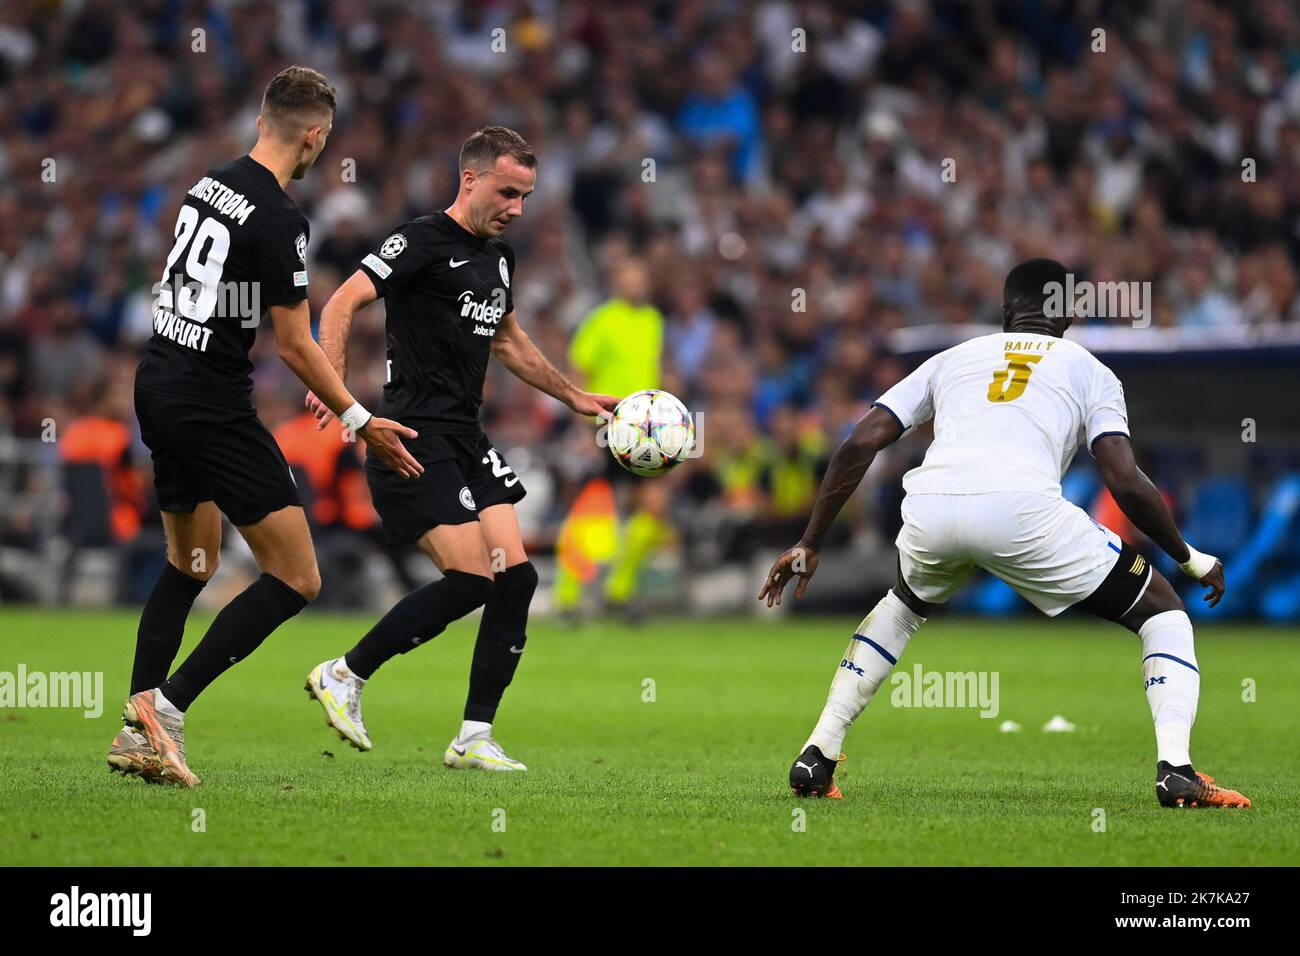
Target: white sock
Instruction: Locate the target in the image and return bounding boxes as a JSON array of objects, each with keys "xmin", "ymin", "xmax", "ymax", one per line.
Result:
[
  {"xmin": 153, "ymin": 688, "xmax": 183, "ymax": 720},
  {"xmin": 332, "ymin": 657, "xmax": 363, "ymax": 684},
  {"xmin": 1139, "ymin": 610, "xmax": 1199, "ymax": 768},
  {"xmin": 805, "ymin": 590, "xmax": 925, "ymax": 759},
  {"xmin": 459, "ymin": 719, "xmax": 491, "ymax": 742}
]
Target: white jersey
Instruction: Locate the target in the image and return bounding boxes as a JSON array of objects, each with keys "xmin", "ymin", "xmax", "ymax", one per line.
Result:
[{"xmin": 874, "ymin": 331, "xmax": 1129, "ymax": 497}]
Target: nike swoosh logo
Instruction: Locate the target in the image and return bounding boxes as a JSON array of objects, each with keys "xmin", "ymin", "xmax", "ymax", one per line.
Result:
[
  {"xmin": 504, "ymin": 476, "xmax": 519, "ymax": 487},
  {"xmin": 452, "ymin": 743, "xmax": 466, "ymax": 756},
  {"xmin": 509, "ymin": 645, "xmax": 524, "ymax": 654},
  {"xmin": 449, "ymin": 258, "xmax": 468, "ymax": 268}
]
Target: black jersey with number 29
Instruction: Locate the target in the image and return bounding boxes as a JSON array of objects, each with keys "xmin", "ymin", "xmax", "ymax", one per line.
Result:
[
  {"xmin": 135, "ymin": 155, "xmax": 311, "ymax": 407},
  {"xmin": 357, "ymin": 212, "xmax": 515, "ymax": 434}
]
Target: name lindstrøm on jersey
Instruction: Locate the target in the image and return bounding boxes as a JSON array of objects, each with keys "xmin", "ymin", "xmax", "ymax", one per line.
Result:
[{"xmin": 186, "ymin": 175, "xmax": 257, "ymax": 225}]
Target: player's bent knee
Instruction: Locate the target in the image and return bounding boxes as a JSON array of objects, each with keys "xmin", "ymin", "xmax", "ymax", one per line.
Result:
[
  {"xmin": 278, "ymin": 566, "xmax": 321, "ymax": 602},
  {"xmin": 300, "ymin": 573, "xmax": 322, "ymax": 603},
  {"xmin": 445, "ymin": 569, "xmax": 495, "ymax": 608},
  {"xmin": 500, "ymin": 559, "xmax": 538, "ymax": 594},
  {"xmin": 891, "ymin": 572, "xmax": 934, "ymax": 617},
  {"xmin": 1122, "ymin": 570, "xmax": 1184, "ymax": 632},
  {"xmin": 1141, "ymin": 571, "xmax": 1183, "ymax": 613},
  {"xmin": 171, "ymin": 556, "xmax": 218, "ymax": 582}
]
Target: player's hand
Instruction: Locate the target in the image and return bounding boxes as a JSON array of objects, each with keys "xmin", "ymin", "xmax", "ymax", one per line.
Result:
[
  {"xmin": 570, "ymin": 391, "xmax": 619, "ymax": 422},
  {"xmin": 1198, "ymin": 559, "xmax": 1226, "ymax": 608},
  {"xmin": 305, "ymin": 390, "xmax": 335, "ymax": 430},
  {"xmin": 758, "ymin": 544, "xmax": 819, "ymax": 607},
  {"xmin": 357, "ymin": 418, "xmax": 424, "ymax": 479}
]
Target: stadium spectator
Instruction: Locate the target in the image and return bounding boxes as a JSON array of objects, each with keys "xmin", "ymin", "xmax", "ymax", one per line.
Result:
[{"xmin": 4, "ymin": 0, "xmax": 1300, "ymax": 610}]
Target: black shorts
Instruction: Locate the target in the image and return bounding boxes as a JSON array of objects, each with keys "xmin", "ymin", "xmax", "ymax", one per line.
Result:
[
  {"xmin": 1073, "ymin": 541, "xmax": 1154, "ymax": 621},
  {"xmin": 135, "ymin": 385, "xmax": 301, "ymax": 527},
  {"xmin": 366, "ymin": 430, "xmax": 526, "ymax": 548}
]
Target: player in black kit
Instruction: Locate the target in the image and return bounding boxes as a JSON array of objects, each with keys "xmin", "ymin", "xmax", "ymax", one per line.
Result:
[
  {"xmin": 304, "ymin": 127, "xmax": 618, "ymax": 771},
  {"xmin": 110, "ymin": 67, "xmax": 423, "ymax": 787}
]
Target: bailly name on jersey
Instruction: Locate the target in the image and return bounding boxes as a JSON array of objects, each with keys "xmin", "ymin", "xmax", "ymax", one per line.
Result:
[{"xmin": 186, "ymin": 175, "xmax": 257, "ymax": 225}]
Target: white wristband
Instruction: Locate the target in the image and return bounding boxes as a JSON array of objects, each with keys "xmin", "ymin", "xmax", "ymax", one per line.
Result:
[
  {"xmin": 1178, "ymin": 545, "xmax": 1217, "ymax": 580},
  {"xmin": 339, "ymin": 402, "xmax": 372, "ymax": 433}
]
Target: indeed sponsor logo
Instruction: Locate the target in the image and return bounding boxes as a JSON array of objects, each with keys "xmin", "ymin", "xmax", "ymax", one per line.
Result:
[{"xmin": 459, "ymin": 290, "xmax": 505, "ymax": 336}]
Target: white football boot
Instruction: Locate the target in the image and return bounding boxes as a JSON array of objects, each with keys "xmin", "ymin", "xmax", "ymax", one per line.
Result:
[
  {"xmin": 443, "ymin": 734, "xmax": 527, "ymax": 771},
  {"xmin": 122, "ymin": 689, "xmax": 200, "ymax": 787},
  {"xmin": 305, "ymin": 657, "xmax": 372, "ymax": 751},
  {"xmin": 106, "ymin": 725, "xmax": 163, "ymax": 781}
]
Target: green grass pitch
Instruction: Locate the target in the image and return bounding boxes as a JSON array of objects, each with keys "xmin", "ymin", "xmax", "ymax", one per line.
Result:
[{"xmin": 1, "ymin": 608, "xmax": 1295, "ymax": 866}]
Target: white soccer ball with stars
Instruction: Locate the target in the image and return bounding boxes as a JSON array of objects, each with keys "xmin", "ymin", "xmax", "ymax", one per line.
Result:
[{"xmin": 606, "ymin": 389, "xmax": 695, "ymax": 477}]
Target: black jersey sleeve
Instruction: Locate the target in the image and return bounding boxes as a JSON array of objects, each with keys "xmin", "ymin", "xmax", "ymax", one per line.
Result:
[
  {"xmin": 359, "ymin": 223, "xmax": 438, "ymax": 298},
  {"xmin": 501, "ymin": 241, "xmax": 515, "ymax": 314},
  {"xmin": 258, "ymin": 210, "xmax": 310, "ymax": 307}
]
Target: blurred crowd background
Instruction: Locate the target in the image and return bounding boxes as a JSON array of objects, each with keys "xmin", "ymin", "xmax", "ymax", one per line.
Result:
[{"xmin": 1, "ymin": 0, "xmax": 1298, "ymax": 618}]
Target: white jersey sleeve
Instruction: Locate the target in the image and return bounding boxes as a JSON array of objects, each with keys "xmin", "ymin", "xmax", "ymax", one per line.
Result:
[
  {"xmin": 874, "ymin": 353, "xmax": 942, "ymax": 435},
  {"xmin": 1085, "ymin": 363, "xmax": 1130, "ymax": 453}
]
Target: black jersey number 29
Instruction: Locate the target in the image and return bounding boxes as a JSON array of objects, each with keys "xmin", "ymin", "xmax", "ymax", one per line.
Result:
[{"xmin": 157, "ymin": 205, "xmax": 231, "ymax": 324}]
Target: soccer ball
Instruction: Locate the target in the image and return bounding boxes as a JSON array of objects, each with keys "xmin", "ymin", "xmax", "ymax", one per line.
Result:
[{"xmin": 606, "ymin": 389, "xmax": 695, "ymax": 477}]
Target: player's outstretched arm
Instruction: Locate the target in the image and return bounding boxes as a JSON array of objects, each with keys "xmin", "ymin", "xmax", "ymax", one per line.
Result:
[
  {"xmin": 1092, "ymin": 433, "xmax": 1225, "ymax": 605},
  {"xmin": 758, "ymin": 405, "xmax": 902, "ymax": 606},
  {"xmin": 491, "ymin": 310, "xmax": 618, "ymax": 418},
  {"xmin": 270, "ymin": 300, "xmax": 424, "ymax": 479},
  {"xmin": 306, "ymin": 270, "xmax": 378, "ymax": 428}
]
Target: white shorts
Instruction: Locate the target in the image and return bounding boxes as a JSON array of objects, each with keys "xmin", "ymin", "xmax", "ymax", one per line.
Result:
[{"xmin": 895, "ymin": 492, "xmax": 1124, "ymax": 617}]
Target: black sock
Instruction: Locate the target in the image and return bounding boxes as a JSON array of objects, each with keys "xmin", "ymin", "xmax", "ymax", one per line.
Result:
[
  {"xmin": 131, "ymin": 563, "xmax": 207, "ymax": 695},
  {"xmin": 159, "ymin": 573, "xmax": 308, "ymax": 711},
  {"xmin": 465, "ymin": 561, "xmax": 537, "ymax": 723},
  {"xmin": 344, "ymin": 570, "xmax": 495, "ymax": 680}
]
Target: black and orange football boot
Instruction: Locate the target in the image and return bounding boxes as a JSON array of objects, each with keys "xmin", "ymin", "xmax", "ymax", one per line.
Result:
[
  {"xmin": 789, "ymin": 745, "xmax": 843, "ymax": 799},
  {"xmin": 1155, "ymin": 761, "xmax": 1250, "ymax": 808}
]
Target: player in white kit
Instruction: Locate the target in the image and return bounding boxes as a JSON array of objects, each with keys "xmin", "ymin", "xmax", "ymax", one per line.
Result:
[{"xmin": 760, "ymin": 259, "xmax": 1250, "ymax": 809}]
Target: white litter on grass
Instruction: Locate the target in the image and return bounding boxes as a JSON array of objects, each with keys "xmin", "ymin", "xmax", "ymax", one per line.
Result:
[
  {"xmin": 999, "ymin": 720, "xmax": 1022, "ymax": 733},
  {"xmin": 1042, "ymin": 715, "xmax": 1076, "ymax": 733}
]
